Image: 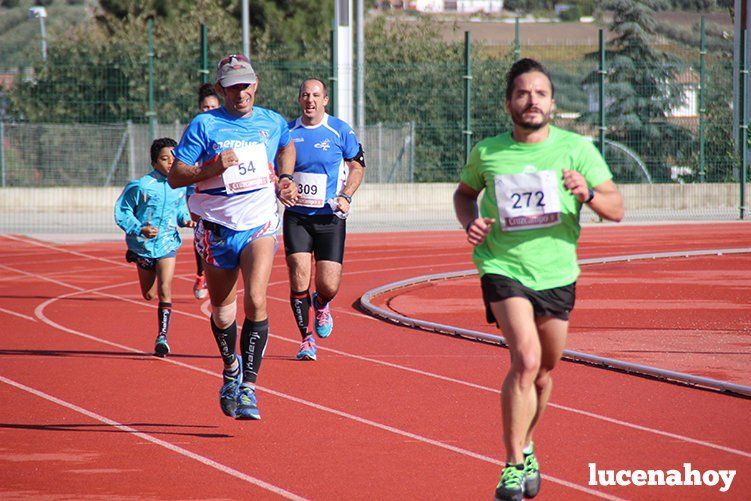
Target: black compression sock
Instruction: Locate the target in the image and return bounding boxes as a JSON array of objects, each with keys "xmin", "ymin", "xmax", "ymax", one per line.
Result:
[
  {"xmin": 240, "ymin": 318, "xmax": 268, "ymax": 384},
  {"xmin": 210, "ymin": 316, "xmax": 237, "ymax": 366},
  {"xmin": 157, "ymin": 302, "xmax": 172, "ymax": 336},
  {"xmin": 290, "ymin": 289, "xmax": 311, "ymax": 339}
]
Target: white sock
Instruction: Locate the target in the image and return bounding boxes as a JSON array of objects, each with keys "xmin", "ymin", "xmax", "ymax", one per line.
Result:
[{"xmin": 522, "ymin": 442, "xmax": 534, "ymax": 455}]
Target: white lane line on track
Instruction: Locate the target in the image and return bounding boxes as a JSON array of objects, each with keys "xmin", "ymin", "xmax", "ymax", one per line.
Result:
[
  {"xmin": 0, "ymin": 375, "xmax": 306, "ymax": 501},
  {"xmin": 29, "ymin": 285, "xmax": 621, "ymax": 500},
  {"xmin": 0, "ymin": 307, "xmax": 37, "ymax": 322},
  {"xmin": 7, "ymin": 255, "xmax": 751, "ymax": 461},
  {"xmin": 7, "ymin": 239, "xmax": 751, "ymax": 461}
]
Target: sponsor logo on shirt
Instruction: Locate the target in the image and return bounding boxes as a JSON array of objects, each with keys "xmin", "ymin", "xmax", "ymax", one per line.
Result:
[
  {"xmin": 292, "ymin": 137, "xmax": 305, "ymax": 143},
  {"xmin": 217, "ymin": 139, "xmax": 262, "ymax": 149},
  {"xmin": 314, "ymin": 138, "xmax": 331, "ymax": 151}
]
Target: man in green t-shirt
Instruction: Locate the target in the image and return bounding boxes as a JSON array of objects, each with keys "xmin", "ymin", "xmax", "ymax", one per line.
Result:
[{"xmin": 454, "ymin": 58, "xmax": 624, "ymax": 501}]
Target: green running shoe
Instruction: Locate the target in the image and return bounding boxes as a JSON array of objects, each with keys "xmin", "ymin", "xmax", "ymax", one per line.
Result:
[{"xmin": 494, "ymin": 463, "xmax": 525, "ymax": 501}]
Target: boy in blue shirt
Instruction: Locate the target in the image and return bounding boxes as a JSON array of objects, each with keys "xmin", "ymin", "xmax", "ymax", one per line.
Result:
[{"xmin": 114, "ymin": 137, "xmax": 195, "ymax": 357}]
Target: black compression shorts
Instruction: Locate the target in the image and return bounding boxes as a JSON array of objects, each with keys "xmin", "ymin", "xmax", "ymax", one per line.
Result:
[
  {"xmin": 481, "ymin": 273, "xmax": 576, "ymax": 324},
  {"xmin": 282, "ymin": 210, "xmax": 346, "ymax": 263}
]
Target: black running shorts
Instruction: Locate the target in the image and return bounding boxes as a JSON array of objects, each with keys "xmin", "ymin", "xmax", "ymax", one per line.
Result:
[
  {"xmin": 481, "ymin": 273, "xmax": 576, "ymax": 324},
  {"xmin": 125, "ymin": 249, "xmax": 176, "ymax": 271},
  {"xmin": 282, "ymin": 210, "xmax": 346, "ymax": 263}
]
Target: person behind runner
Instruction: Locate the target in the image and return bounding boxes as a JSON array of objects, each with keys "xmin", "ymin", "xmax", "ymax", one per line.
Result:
[
  {"xmin": 453, "ymin": 58, "xmax": 624, "ymax": 501},
  {"xmin": 168, "ymin": 54, "xmax": 298, "ymax": 420},
  {"xmin": 189, "ymin": 83, "xmax": 223, "ymax": 300},
  {"xmin": 114, "ymin": 137, "xmax": 195, "ymax": 357},
  {"xmin": 284, "ymin": 78, "xmax": 365, "ymax": 361},
  {"xmin": 198, "ymin": 82, "xmax": 221, "ymax": 112}
]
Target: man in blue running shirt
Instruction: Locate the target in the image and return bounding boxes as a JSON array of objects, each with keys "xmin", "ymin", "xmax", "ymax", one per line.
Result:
[
  {"xmin": 284, "ymin": 78, "xmax": 365, "ymax": 362},
  {"xmin": 168, "ymin": 54, "xmax": 299, "ymax": 421}
]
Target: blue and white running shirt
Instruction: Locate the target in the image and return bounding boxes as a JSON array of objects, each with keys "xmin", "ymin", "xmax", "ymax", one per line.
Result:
[
  {"xmin": 173, "ymin": 106, "xmax": 290, "ymax": 231},
  {"xmin": 287, "ymin": 113, "xmax": 360, "ymax": 216}
]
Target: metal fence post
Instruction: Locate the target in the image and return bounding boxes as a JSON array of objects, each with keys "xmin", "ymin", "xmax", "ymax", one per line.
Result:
[
  {"xmin": 463, "ymin": 31, "xmax": 472, "ymax": 165},
  {"xmin": 598, "ymin": 29, "xmax": 606, "ymax": 159},
  {"xmin": 0, "ymin": 121, "xmax": 5, "ymax": 188},
  {"xmin": 147, "ymin": 18, "xmax": 156, "ymax": 142},
  {"xmin": 377, "ymin": 122, "xmax": 382, "ymax": 182},
  {"xmin": 200, "ymin": 24, "xmax": 209, "ymax": 84},
  {"xmin": 127, "ymin": 120, "xmax": 136, "ymax": 180},
  {"xmin": 329, "ymin": 26, "xmax": 337, "ymax": 117},
  {"xmin": 699, "ymin": 16, "xmax": 706, "ymax": 182},
  {"xmin": 741, "ymin": 29, "xmax": 748, "ymax": 219},
  {"xmin": 514, "ymin": 17, "xmax": 520, "ymax": 60},
  {"xmin": 409, "ymin": 121, "xmax": 415, "ymax": 183}
]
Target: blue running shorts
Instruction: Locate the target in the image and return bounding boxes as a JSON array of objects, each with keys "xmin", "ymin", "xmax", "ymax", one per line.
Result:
[{"xmin": 195, "ymin": 219, "xmax": 278, "ymax": 270}]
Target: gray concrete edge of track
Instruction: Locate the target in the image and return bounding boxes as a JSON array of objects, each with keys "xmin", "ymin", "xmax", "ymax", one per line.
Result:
[{"xmin": 359, "ymin": 248, "xmax": 751, "ymax": 398}]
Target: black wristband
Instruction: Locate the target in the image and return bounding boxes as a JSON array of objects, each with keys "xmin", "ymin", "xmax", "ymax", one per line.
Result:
[
  {"xmin": 338, "ymin": 193, "xmax": 352, "ymax": 203},
  {"xmin": 584, "ymin": 188, "xmax": 595, "ymax": 204},
  {"xmin": 278, "ymin": 173, "xmax": 294, "ymax": 182}
]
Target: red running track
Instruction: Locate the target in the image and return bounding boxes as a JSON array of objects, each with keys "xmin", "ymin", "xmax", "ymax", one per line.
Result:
[{"xmin": 0, "ymin": 222, "xmax": 749, "ymax": 500}]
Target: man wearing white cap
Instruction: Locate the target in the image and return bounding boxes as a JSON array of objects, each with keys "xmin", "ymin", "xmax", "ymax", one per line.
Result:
[{"xmin": 169, "ymin": 54, "xmax": 299, "ymax": 421}]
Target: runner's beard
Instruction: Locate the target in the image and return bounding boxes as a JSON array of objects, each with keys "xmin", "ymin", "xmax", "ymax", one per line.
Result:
[{"xmin": 511, "ymin": 108, "xmax": 551, "ymax": 131}]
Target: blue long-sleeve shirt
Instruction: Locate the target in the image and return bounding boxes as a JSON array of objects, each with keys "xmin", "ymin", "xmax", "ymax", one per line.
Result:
[{"xmin": 114, "ymin": 169, "xmax": 191, "ymax": 259}]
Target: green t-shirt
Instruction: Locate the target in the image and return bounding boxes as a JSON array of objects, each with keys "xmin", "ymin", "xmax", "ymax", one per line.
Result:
[{"xmin": 460, "ymin": 126, "xmax": 613, "ymax": 290}]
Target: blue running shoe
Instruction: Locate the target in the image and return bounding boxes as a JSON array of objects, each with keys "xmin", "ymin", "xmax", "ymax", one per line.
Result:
[
  {"xmin": 219, "ymin": 355, "xmax": 242, "ymax": 417},
  {"xmin": 312, "ymin": 292, "xmax": 333, "ymax": 338},
  {"xmin": 296, "ymin": 334, "xmax": 317, "ymax": 361},
  {"xmin": 235, "ymin": 385, "xmax": 260, "ymax": 420},
  {"xmin": 154, "ymin": 334, "xmax": 170, "ymax": 357}
]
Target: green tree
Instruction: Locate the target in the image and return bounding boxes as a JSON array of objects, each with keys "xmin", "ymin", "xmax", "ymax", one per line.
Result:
[
  {"xmin": 579, "ymin": 0, "xmax": 693, "ymax": 182},
  {"xmin": 365, "ymin": 16, "xmax": 512, "ymax": 181},
  {"xmin": 96, "ymin": 0, "xmax": 333, "ymax": 56}
]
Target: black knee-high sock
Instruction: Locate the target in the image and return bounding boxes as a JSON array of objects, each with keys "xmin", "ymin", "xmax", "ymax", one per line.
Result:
[
  {"xmin": 194, "ymin": 248, "xmax": 204, "ymax": 275},
  {"xmin": 158, "ymin": 302, "xmax": 172, "ymax": 336},
  {"xmin": 290, "ymin": 289, "xmax": 311, "ymax": 339},
  {"xmin": 210, "ymin": 316, "xmax": 237, "ymax": 366},
  {"xmin": 240, "ymin": 318, "xmax": 268, "ymax": 385}
]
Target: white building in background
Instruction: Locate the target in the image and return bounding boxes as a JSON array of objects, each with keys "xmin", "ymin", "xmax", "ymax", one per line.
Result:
[
  {"xmin": 453, "ymin": 0, "xmax": 503, "ymax": 13},
  {"xmin": 585, "ymin": 69, "xmax": 699, "ymax": 118},
  {"xmin": 393, "ymin": 1, "xmax": 504, "ymax": 13},
  {"xmin": 410, "ymin": 0, "xmax": 444, "ymax": 11}
]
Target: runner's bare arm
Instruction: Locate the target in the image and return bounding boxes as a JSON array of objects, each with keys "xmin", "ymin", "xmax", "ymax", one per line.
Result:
[
  {"xmin": 563, "ymin": 170, "xmax": 624, "ymax": 222},
  {"xmin": 335, "ymin": 160, "xmax": 365, "ymax": 213},
  {"xmin": 454, "ymin": 182, "xmax": 494, "ymax": 246},
  {"xmin": 275, "ymin": 141, "xmax": 298, "ymax": 207},
  {"xmin": 275, "ymin": 141, "xmax": 296, "ymax": 178},
  {"xmin": 587, "ymin": 180, "xmax": 624, "ymax": 222},
  {"xmin": 167, "ymin": 150, "xmax": 238, "ymax": 188}
]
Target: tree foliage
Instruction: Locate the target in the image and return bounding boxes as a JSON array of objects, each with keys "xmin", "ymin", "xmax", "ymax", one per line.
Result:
[
  {"xmin": 365, "ymin": 16, "xmax": 512, "ymax": 181},
  {"xmin": 96, "ymin": 0, "xmax": 333, "ymax": 56},
  {"xmin": 579, "ymin": 0, "xmax": 693, "ymax": 181}
]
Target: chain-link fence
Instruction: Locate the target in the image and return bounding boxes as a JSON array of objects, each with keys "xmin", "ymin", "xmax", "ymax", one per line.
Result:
[{"xmin": 0, "ymin": 18, "xmax": 748, "ymax": 234}]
